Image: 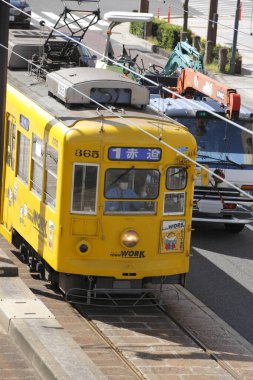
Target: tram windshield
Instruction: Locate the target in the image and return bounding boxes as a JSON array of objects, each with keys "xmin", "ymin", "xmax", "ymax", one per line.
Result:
[
  {"xmin": 104, "ymin": 168, "xmax": 159, "ymax": 214},
  {"xmin": 174, "ymin": 116, "xmax": 253, "ymax": 166}
]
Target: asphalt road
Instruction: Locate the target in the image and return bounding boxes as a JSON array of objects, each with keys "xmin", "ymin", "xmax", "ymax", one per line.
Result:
[
  {"xmin": 12, "ymin": 0, "xmax": 253, "ymax": 346},
  {"xmin": 189, "ymin": 223, "xmax": 253, "ymax": 344},
  {"xmin": 27, "ymin": 0, "xmax": 183, "ymax": 19}
]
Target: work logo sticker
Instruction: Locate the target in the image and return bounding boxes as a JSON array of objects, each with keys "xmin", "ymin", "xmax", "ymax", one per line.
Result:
[
  {"xmin": 110, "ymin": 250, "xmax": 146, "ymax": 258},
  {"xmin": 160, "ymin": 220, "xmax": 185, "ymax": 253}
]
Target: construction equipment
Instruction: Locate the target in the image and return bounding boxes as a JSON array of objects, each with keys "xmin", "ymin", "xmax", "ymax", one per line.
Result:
[
  {"xmin": 148, "ymin": 40, "xmax": 205, "ymax": 77},
  {"xmin": 140, "ymin": 41, "xmax": 205, "ymax": 93},
  {"xmin": 96, "ymin": 11, "xmax": 153, "ymax": 81},
  {"xmin": 29, "ymin": 0, "xmax": 99, "ymax": 76},
  {"xmin": 166, "ymin": 67, "xmax": 241, "ymax": 119},
  {"xmin": 97, "ymin": 13, "xmax": 206, "ymax": 92}
]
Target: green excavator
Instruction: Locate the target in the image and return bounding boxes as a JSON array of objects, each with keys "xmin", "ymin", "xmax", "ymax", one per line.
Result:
[
  {"xmin": 152, "ymin": 39, "xmax": 204, "ymax": 76},
  {"xmin": 140, "ymin": 40, "xmax": 205, "ymax": 93}
]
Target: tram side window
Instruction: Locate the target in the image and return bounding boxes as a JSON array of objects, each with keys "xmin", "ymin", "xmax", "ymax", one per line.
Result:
[
  {"xmin": 163, "ymin": 192, "xmax": 186, "ymax": 215},
  {"xmin": 71, "ymin": 164, "xmax": 98, "ymax": 214},
  {"xmin": 166, "ymin": 167, "xmax": 187, "ymax": 190},
  {"xmin": 45, "ymin": 145, "xmax": 58, "ymax": 209},
  {"xmin": 164, "ymin": 167, "xmax": 187, "ymax": 215},
  {"xmin": 6, "ymin": 120, "xmax": 16, "ymax": 170},
  {"xmin": 17, "ymin": 132, "xmax": 30, "ymax": 184},
  {"xmin": 31, "ymin": 134, "xmax": 44, "ymax": 197}
]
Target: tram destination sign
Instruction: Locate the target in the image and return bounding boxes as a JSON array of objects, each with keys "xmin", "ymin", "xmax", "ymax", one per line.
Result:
[{"xmin": 108, "ymin": 147, "xmax": 162, "ymax": 161}]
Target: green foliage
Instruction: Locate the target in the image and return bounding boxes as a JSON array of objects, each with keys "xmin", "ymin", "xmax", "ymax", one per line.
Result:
[
  {"xmin": 130, "ymin": 19, "xmax": 242, "ymax": 74},
  {"xmin": 199, "ymin": 37, "xmax": 242, "ymax": 73},
  {"xmin": 151, "ymin": 18, "xmax": 160, "ymax": 37},
  {"xmin": 130, "ymin": 19, "xmax": 192, "ymax": 51},
  {"xmin": 129, "ymin": 21, "xmax": 144, "ymax": 38},
  {"xmin": 157, "ymin": 22, "xmax": 181, "ymax": 49}
]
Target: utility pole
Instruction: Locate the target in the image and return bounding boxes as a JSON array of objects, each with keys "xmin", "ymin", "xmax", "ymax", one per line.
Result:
[
  {"xmin": 139, "ymin": 0, "xmax": 151, "ymax": 37},
  {"xmin": 0, "ymin": 0, "xmax": 10, "ymax": 205},
  {"xmin": 206, "ymin": 0, "xmax": 219, "ymax": 44},
  {"xmin": 230, "ymin": 0, "xmax": 240, "ymax": 74},
  {"xmin": 139, "ymin": 0, "xmax": 149, "ymax": 13},
  {"xmin": 182, "ymin": 0, "xmax": 189, "ymax": 33}
]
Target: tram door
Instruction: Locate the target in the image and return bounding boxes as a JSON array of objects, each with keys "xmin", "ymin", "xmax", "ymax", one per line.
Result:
[{"xmin": 1, "ymin": 116, "xmax": 16, "ymax": 232}]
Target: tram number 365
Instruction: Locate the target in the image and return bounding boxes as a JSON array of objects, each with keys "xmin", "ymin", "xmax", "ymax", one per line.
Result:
[{"xmin": 75, "ymin": 149, "xmax": 100, "ymax": 158}]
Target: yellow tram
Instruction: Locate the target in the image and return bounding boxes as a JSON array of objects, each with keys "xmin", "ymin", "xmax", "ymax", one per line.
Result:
[{"xmin": 1, "ymin": 66, "xmax": 196, "ymax": 297}]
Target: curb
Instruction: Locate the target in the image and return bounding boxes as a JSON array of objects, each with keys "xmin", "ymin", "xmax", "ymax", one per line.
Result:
[
  {"xmin": 0, "ymin": 248, "xmax": 18, "ymax": 277},
  {"xmin": 9, "ymin": 318, "xmax": 107, "ymax": 380},
  {"xmin": 0, "ymin": 250, "xmax": 107, "ymax": 380},
  {"xmin": 173, "ymin": 284, "xmax": 253, "ymax": 355}
]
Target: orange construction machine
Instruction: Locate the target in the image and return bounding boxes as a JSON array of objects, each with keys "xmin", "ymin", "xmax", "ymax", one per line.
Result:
[{"xmin": 167, "ymin": 68, "xmax": 241, "ymax": 120}]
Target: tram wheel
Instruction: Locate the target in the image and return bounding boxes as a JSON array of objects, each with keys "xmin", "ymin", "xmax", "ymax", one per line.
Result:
[{"xmin": 20, "ymin": 243, "xmax": 29, "ymax": 263}]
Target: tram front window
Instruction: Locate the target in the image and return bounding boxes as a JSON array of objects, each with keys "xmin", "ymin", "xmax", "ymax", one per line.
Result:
[{"xmin": 104, "ymin": 168, "xmax": 159, "ymax": 214}]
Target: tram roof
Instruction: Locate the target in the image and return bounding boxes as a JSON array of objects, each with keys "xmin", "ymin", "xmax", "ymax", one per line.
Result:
[{"xmin": 7, "ymin": 68, "xmax": 174, "ymax": 127}]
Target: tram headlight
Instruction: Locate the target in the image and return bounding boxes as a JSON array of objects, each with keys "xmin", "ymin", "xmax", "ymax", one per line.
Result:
[{"xmin": 120, "ymin": 230, "xmax": 139, "ymax": 248}]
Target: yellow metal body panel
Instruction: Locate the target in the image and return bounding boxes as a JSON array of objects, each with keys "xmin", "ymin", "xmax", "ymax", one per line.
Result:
[{"xmin": 1, "ymin": 83, "xmax": 197, "ymax": 280}]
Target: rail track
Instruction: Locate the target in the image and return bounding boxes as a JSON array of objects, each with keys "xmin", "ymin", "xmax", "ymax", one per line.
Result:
[
  {"xmin": 2, "ymin": 237, "xmax": 249, "ymax": 380},
  {"xmin": 75, "ymin": 300, "xmax": 243, "ymax": 380}
]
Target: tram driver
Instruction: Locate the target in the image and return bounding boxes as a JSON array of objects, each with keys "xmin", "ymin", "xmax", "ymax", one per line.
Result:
[{"xmin": 105, "ymin": 175, "xmax": 143, "ymax": 212}]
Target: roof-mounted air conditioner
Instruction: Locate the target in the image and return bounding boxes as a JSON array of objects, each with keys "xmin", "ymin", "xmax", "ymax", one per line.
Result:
[{"xmin": 46, "ymin": 67, "xmax": 149, "ymax": 107}]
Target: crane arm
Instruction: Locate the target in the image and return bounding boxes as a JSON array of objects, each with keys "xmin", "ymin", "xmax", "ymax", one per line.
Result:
[{"xmin": 176, "ymin": 68, "xmax": 241, "ymax": 119}]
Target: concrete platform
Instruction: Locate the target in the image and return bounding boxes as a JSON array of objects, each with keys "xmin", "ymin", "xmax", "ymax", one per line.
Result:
[
  {"xmin": 0, "ymin": 248, "xmax": 18, "ymax": 277},
  {"xmin": 0, "ymin": 250, "xmax": 106, "ymax": 380}
]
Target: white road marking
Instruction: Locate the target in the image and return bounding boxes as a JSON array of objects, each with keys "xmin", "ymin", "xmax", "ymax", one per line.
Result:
[
  {"xmin": 42, "ymin": 12, "xmax": 62, "ymax": 21},
  {"xmin": 31, "ymin": 11, "xmax": 55, "ymax": 27},
  {"xmin": 246, "ymin": 224, "xmax": 253, "ymax": 232},
  {"xmin": 86, "ymin": 14, "xmax": 109, "ymax": 26},
  {"xmin": 42, "ymin": 11, "xmax": 79, "ymax": 30},
  {"xmin": 71, "ymin": 13, "xmax": 100, "ymax": 31},
  {"xmin": 32, "ymin": 11, "xmax": 102, "ymax": 31}
]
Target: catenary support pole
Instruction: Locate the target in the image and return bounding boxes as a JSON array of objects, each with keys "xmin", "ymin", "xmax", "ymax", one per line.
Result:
[
  {"xmin": 230, "ymin": 0, "xmax": 240, "ymax": 74},
  {"xmin": 206, "ymin": 0, "xmax": 219, "ymax": 45},
  {"xmin": 139, "ymin": 0, "xmax": 151, "ymax": 37}
]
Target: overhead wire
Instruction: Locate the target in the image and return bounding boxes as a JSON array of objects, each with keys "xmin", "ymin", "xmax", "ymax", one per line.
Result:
[
  {"xmin": 168, "ymin": 0, "xmax": 253, "ymax": 38},
  {"xmin": 156, "ymin": 1, "xmax": 253, "ymax": 57},
  {"xmin": 172, "ymin": 0, "xmax": 252, "ymax": 65},
  {"xmin": 3, "ymin": 0, "xmax": 253, "ymax": 138},
  {"xmin": 2, "ymin": 0, "xmax": 253, "ymax": 137},
  {"xmin": 2, "ymin": 40, "xmax": 253, "ymax": 201},
  {"xmin": 1, "ymin": 0, "xmax": 253, "ymax": 202}
]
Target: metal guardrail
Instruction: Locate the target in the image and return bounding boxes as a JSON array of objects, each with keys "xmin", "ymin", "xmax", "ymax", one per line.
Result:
[{"xmin": 65, "ymin": 287, "xmax": 179, "ymax": 307}]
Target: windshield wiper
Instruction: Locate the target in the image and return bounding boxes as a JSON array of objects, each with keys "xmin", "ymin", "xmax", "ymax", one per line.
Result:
[
  {"xmin": 197, "ymin": 154, "xmax": 244, "ymax": 168},
  {"xmin": 198, "ymin": 154, "xmax": 221, "ymax": 161},
  {"xmin": 110, "ymin": 168, "xmax": 134, "ymax": 187},
  {"xmin": 225, "ymin": 155, "xmax": 244, "ymax": 169}
]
